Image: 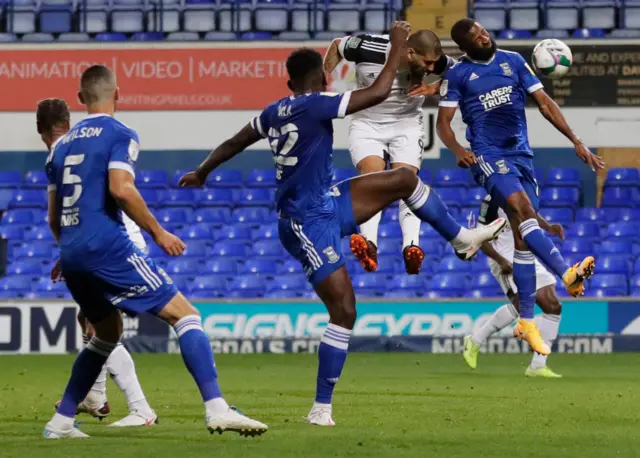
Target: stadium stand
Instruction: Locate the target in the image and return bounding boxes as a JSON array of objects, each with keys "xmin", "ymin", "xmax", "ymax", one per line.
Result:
[{"xmin": 1, "ymin": 167, "xmax": 639, "ymax": 298}]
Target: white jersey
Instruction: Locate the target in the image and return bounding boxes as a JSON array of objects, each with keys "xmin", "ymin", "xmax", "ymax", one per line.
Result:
[
  {"xmin": 337, "ymin": 34, "xmax": 454, "ymax": 123},
  {"xmin": 123, "ymin": 213, "xmax": 146, "ymax": 252}
]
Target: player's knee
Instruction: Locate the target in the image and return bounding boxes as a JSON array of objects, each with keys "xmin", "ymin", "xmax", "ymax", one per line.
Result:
[
  {"xmin": 547, "ymin": 298, "xmax": 562, "ymax": 315},
  {"xmin": 92, "ymin": 310, "xmax": 123, "ymax": 344},
  {"xmin": 391, "ymin": 167, "xmax": 418, "ymax": 195}
]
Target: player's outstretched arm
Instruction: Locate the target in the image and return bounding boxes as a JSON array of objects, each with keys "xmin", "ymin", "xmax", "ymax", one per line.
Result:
[
  {"xmin": 530, "ymin": 89, "xmax": 605, "ymax": 172},
  {"xmin": 109, "ymin": 169, "xmax": 185, "ymax": 256},
  {"xmin": 179, "ymin": 123, "xmax": 262, "ymax": 187},
  {"xmin": 344, "ymin": 21, "xmax": 411, "ymax": 115},
  {"xmin": 323, "ymin": 39, "xmax": 343, "ymax": 75},
  {"xmin": 436, "ymin": 106, "xmax": 476, "ymax": 168}
]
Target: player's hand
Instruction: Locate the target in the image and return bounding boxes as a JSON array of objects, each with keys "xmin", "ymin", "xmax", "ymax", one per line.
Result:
[
  {"xmin": 178, "ymin": 170, "xmax": 206, "ymax": 188},
  {"xmin": 408, "ymin": 80, "xmax": 442, "ymax": 97},
  {"xmin": 456, "ymin": 151, "xmax": 477, "ymax": 168},
  {"xmin": 154, "ymin": 229, "xmax": 186, "ymax": 256},
  {"xmin": 574, "ymin": 142, "xmax": 605, "ymax": 172},
  {"xmin": 548, "ymin": 223, "xmax": 566, "ymax": 241},
  {"xmin": 499, "ymin": 260, "xmax": 513, "ymax": 276},
  {"xmin": 50, "ymin": 259, "xmax": 64, "ymax": 283},
  {"xmin": 390, "ymin": 21, "xmax": 411, "ymax": 47}
]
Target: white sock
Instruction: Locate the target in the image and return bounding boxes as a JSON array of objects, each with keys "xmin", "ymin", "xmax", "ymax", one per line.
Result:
[
  {"xmin": 399, "ymin": 201, "xmax": 421, "ymax": 249},
  {"xmin": 530, "ymin": 314, "xmax": 561, "ymax": 369},
  {"xmin": 205, "ymin": 397, "xmax": 230, "ymax": 415},
  {"xmin": 106, "ymin": 343, "xmax": 153, "ymax": 415},
  {"xmin": 471, "ymin": 304, "xmax": 519, "ymax": 345},
  {"xmin": 49, "ymin": 412, "xmax": 75, "ymax": 429},
  {"xmin": 90, "ymin": 366, "xmax": 108, "ymax": 397},
  {"xmin": 359, "ymin": 211, "xmax": 381, "ymax": 247}
]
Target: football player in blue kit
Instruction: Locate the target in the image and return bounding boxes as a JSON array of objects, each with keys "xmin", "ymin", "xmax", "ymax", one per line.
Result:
[
  {"xmin": 43, "ymin": 65, "xmax": 267, "ymax": 438},
  {"xmin": 436, "ymin": 19, "xmax": 605, "ymax": 355},
  {"xmin": 179, "ymin": 21, "xmax": 507, "ymax": 426}
]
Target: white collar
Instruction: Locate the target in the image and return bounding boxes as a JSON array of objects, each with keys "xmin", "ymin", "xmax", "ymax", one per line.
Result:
[
  {"xmin": 84, "ymin": 113, "xmax": 111, "ymax": 120},
  {"xmin": 50, "ymin": 135, "xmax": 64, "ymax": 151}
]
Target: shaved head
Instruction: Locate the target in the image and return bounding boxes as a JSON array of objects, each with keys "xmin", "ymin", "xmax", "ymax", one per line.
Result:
[
  {"xmin": 79, "ymin": 65, "xmax": 117, "ymax": 106},
  {"xmin": 407, "ymin": 29, "xmax": 442, "ymax": 57}
]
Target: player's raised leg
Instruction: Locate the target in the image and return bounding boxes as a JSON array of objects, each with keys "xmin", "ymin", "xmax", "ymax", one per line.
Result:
[
  {"xmin": 348, "ymin": 168, "xmax": 507, "ymax": 260},
  {"xmin": 44, "ymin": 308, "xmax": 123, "ymax": 439},
  {"xmin": 349, "ymin": 155, "xmax": 386, "ymax": 272},
  {"xmin": 155, "ymin": 292, "xmax": 267, "ymax": 436}
]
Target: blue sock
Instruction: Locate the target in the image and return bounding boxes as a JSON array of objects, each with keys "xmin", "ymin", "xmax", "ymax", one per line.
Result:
[
  {"xmin": 57, "ymin": 337, "xmax": 116, "ymax": 418},
  {"xmin": 513, "ymin": 250, "xmax": 536, "ymax": 319},
  {"xmin": 316, "ymin": 324, "xmax": 351, "ymax": 405},
  {"xmin": 174, "ymin": 315, "xmax": 223, "ymax": 402},
  {"xmin": 405, "ymin": 180, "xmax": 462, "ymax": 242},
  {"xmin": 519, "ymin": 219, "xmax": 569, "ymax": 278}
]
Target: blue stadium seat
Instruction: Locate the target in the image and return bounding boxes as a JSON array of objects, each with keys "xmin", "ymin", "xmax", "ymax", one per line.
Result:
[
  {"xmin": 583, "ymin": 0, "xmax": 616, "ymax": 29},
  {"xmin": 609, "ymin": 28, "xmax": 640, "ymax": 37},
  {"xmin": 465, "ymin": 187, "xmax": 487, "ymax": 206},
  {"xmin": 177, "ymin": 224, "xmax": 212, "ymax": 240},
  {"xmin": 136, "ymin": 170, "xmax": 168, "ymax": 188},
  {"xmin": 545, "ymin": 0, "xmax": 580, "ymax": 30},
  {"xmin": 279, "ymin": 259, "xmax": 303, "ymax": 274},
  {"xmin": 538, "ymin": 207, "xmax": 574, "ymax": 224},
  {"xmin": 10, "ymin": 190, "xmax": 46, "ymax": 208},
  {"xmin": 210, "ymin": 240, "xmax": 249, "ymax": 258},
  {"xmin": 23, "ymin": 170, "xmax": 48, "ymax": 188},
  {"xmin": 7, "ymin": 260, "xmax": 43, "ymax": 277},
  {"xmin": 535, "ymin": 29, "xmax": 570, "ymax": 38},
  {"xmin": 599, "ymin": 255, "xmax": 631, "ymax": 275},
  {"xmin": 278, "ymin": 31, "xmax": 312, "ymax": 40},
  {"xmin": 167, "ymin": 32, "xmax": 200, "ymax": 41},
  {"xmin": 471, "ymin": 272, "xmax": 501, "ymax": 289},
  {"xmin": 565, "ymin": 221, "xmax": 599, "ymax": 240},
  {"xmin": 24, "ymin": 227, "xmax": 55, "ymax": 242},
  {"xmin": 435, "ymin": 169, "xmax": 470, "ymax": 187},
  {"xmin": 363, "ymin": 7, "xmax": 390, "ymax": 34},
  {"xmin": 231, "ymin": 207, "xmax": 271, "ymax": 225},
  {"xmin": 382, "ymin": 290, "xmax": 419, "ymax": 299},
  {"xmin": 572, "ymin": 28, "xmax": 606, "ymax": 38},
  {"xmin": 606, "ymin": 168, "xmax": 640, "ymax": 187},
  {"xmin": 189, "ymin": 276, "xmax": 227, "ymax": 296},
  {"xmin": 181, "ymin": 240, "xmax": 212, "ymax": 258},
  {"xmin": 377, "ymin": 238, "xmax": 402, "ymax": 255},
  {"xmin": 255, "ymin": 1, "xmax": 289, "ymax": 32},
  {"xmin": 162, "ymin": 189, "xmax": 196, "ymax": 207},
  {"xmin": 418, "ymin": 169, "xmax": 432, "ymax": 184},
  {"xmin": 562, "ymin": 238, "xmax": 591, "ymax": 254},
  {"xmin": 165, "ymin": 259, "xmax": 201, "ymax": 276},
  {"xmin": 58, "ymin": 32, "xmax": 90, "ymax": 41},
  {"xmin": 590, "ymin": 274, "xmax": 628, "ymax": 293},
  {"xmin": 438, "ymin": 256, "xmax": 473, "ymax": 273},
  {"xmin": 390, "ymin": 275, "xmax": 427, "ymax": 291},
  {"xmin": 0, "ymin": 190, "xmax": 15, "ymax": 211},
  {"xmin": 0, "ymin": 276, "xmax": 32, "ymax": 295},
  {"xmin": 381, "ymin": 208, "xmax": 399, "ymax": 223},
  {"xmin": 0, "ymin": 172, "xmax": 21, "ymax": 189},
  {"xmin": 292, "ymin": 7, "xmax": 325, "ymax": 33},
  {"xmin": 226, "ymin": 289, "xmax": 262, "ymax": 299},
  {"xmin": 621, "ymin": 0, "xmax": 640, "ymax": 28},
  {"xmin": 0, "ymin": 33, "xmax": 18, "ymax": 42},
  {"xmin": 252, "ymin": 223, "xmax": 279, "ymax": 241},
  {"xmin": 423, "ymin": 289, "xmax": 460, "ymax": 299},
  {"xmin": 378, "ymin": 223, "xmax": 402, "ymax": 239},
  {"xmin": 139, "ymin": 189, "xmax": 161, "ymax": 207},
  {"xmin": 218, "ymin": 225, "xmax": 252, "ymax": 243},
  {"xmin": 509, "ymin": 0, "xmax": 540, "ymax": 30},
  {"xmin": 202, "ymin": 258, "xmax": 238, "ymax": 276},
  {"xmin": 252, "ymin": 239, "xmax": 284, "ymax": 258},
  {"xmin": 156, "ymin": 207, "xmax": 192, "ymax": 225},
  {"xmin": 498, "ymin": 29, "xmax": 532, "ymax": 38},
  {"xmin": 585, "ymin": 287, "xmax": 627, "ymax": 297},
  {"xmin": 34, "ymin": 277, "xmax": 67, "ymax": 295},
  {"xmin": 39, "ymin": 2, "xmax": 73, "ymax": 33},
  {"xmin": 241, "ymin": 259, "xmax": 278, "ymax": 275},
  {"xmin": 246, "ymin": 169, "xmax": 277, "ymax": 187},
  {"xmin": 195, "ymin": 188, "xmax": 233, "ymax": 207},
  {"xmin": 229, "ymin": 275, "xmax": 267, "ymax": 296},
  {"xmin": 270, "ymin": 275, "xmax": 307, "ymax": 292},
  {"xmin": 326, "ymin": 5, "xmax": 360, "ymax": 33},
  {"xmin": 130, "ymin": 32, "xmax": 164, "ymax": 41},
  {"xmin": 111, "ymin": 9, "xmax": 144, "ymax": 33},
  {"xmin": 13, "ymin": 242, "xmax": 55, "ymax": 259},
  {"xmin": 21, "ymin": 32, "xmax": 56, "ymax": 42},
  {"xmin": 473, "ymin": 0, "xmax": 507, "ymax": 31},
  {"xmin": 0, "ymin": 226, "xmax": 24, "ymax": 241},
  {"xmin": 547, "ymin": 168, "xmax": 580, "ymax": 187},
  {"xmin": 265, "ymin": 290, "xmax": 300, "ymax": 299},
  {"xmin": 333, "ymin": 168, "xmax": 356, "ymax": 183},
  {"xmin": 632, "ymin": 273, "xmax": 640, "ymax": 289},
  {"xmin": 352, "ymin": 273, "xmax": 386, "ymax": 293},
  {"xmin": 602, "ymin": 187, "xmax": 639, "ymax": 208},
  {"xmin": 9, "ymin": 0, "xmax": 37, "ymax": 34},
  {"xmin": 610, "ymin": 208, "xmax": 640, "ymax": 223},
  {"xmin": 606, "ymin": 222, "xmax": 640, "ymax": 242},
  {"xmin": 236, "ymin": 188, "xmax": 272, "ymax": 206},
  {"xmin": 575, "ymin": 207, "xmax": 605, "ymax": 223},
  {"xmin": 194, "ymin": 208, "xmax": 231, "ymax": 225},
  {"xmin": 599, "ymin": 240, "xmax": 630, "ymax": 254},
  {"xmin": 435, "ymin": 188, "xmax": 467, "ymax": 208},
  {"xmin": 206, "ymin": 170, "xmax": 244, "ymax": 188},
  {"xmin": 95, "ymin": 33, "xmax": 128, "ymax": 41},
  {"xmin": 540, "ymin": 187, "xmax": 579, "ymax": 208},
  {"xmin": 203, "ymin": 32, "xmax": 237, "ymax": 41},
  {"xmin": 429, "ymin": 273, "xmax": 469, "ymax": 296}
]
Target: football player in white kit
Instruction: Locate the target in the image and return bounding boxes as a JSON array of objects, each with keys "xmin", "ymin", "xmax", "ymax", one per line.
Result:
[
  {"xmin": 323, "ymin": 29, "xmax": 451, "ymax": 274},
  {"xmin": 463, "ymin": 194, "xmax": 564, "ymax": 378},
  {"xmin": 37, "ymin": 98, "xmax": 158, "ymax": 426}
]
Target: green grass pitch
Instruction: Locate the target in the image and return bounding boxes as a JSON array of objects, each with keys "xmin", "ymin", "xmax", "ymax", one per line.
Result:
[{"xmin": 2, "ymin": 353, "xmax": 640, "ymax": 458}]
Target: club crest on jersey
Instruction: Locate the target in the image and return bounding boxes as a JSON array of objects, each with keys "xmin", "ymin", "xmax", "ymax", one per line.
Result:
[
  {"xmin": 496, "ymin": 160, "xmax": 510, "ymax": 174},
  {"xmin": 500, "ymin": 62, "xmax": 512, "ymax": 76},
  {"xmin": 323, "ymin": 246, "xmax": 340, "ymax": 264},
  {"xmin": 128, "ymin": 139, "xmax": 139, "ymax": 163},
  {"xmin": 440, "ymin": 79, "xmax": 449, "ymax": 97},
  {"xmin": 347, "ymin": 37, "xmax": 361, "ymax": 49}
]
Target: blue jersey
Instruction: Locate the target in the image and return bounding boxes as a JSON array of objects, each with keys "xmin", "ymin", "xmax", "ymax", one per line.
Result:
[
  {"xmin": 46, "ymin": 114, "xmax": 140, "ymax": 270},
  {"xmin": 439, "ymin": 49, "xmax": 543, "ymax": 158},
  {"xmin": 251, "ymin": 91, "xmax": 351, "ymax": 221}
]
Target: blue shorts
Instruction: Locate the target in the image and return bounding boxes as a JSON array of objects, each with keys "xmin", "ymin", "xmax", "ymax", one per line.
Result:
[
  {"xmin": 471, "ymin": 155, "xmax": 540, "ymax": 211},
  {"xmin": 278, "ymin": 180, "xmax": 358, "ymax": 287},
  {"xmin": 62, "ymin": 246, "xmax": 178, "ymax": 324}
]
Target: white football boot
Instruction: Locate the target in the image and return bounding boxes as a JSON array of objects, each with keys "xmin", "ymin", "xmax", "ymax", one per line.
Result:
[
  {"xmin": 455, "ymin": 218, "xmax": 508, "ymax": 261},
  {"xmin": 108, "ymin": 409, "xmax": 158, "ymax": 427},
  {"xmin": 307, "ymin": 404, "xmax": 335, "ymax": 426},
  {"xmin": 43, "ymin": 422, "xmax": 89, "ymax": 439},
  {"xmin": 206, "ymin": 407, "xmax": 268, "ymax": 437}
]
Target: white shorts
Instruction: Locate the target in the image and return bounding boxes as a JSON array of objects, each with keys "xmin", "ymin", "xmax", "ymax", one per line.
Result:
[
  {"xmin": 489, "ymin": 258, "xmax": 557, "ymax": 296},
  {"xmin": 348, "ymin": 116, "xmax": 425, "ymax": 170}
]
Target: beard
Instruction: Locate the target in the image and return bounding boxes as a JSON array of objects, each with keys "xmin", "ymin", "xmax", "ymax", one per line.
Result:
[{"xmin": 466, "ymin": 38, "xmax": 497, "ymax": 61}]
